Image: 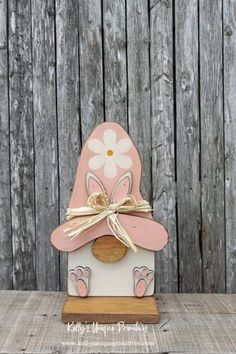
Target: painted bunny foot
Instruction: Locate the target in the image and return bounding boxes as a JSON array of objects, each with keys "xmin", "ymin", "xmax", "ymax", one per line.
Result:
[
  {"xmin": 69, "ymin": 266, "xmax": 91, "ymax": 297},
  {"xmin": 133, "ymin": 266, "xmax": 154, "ymax": 298}
]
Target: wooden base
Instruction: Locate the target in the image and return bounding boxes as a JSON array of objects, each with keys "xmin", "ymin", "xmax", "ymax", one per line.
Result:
[{"xmin": 62, "ymin": 296, "xmax": 159, "ymax": 324}]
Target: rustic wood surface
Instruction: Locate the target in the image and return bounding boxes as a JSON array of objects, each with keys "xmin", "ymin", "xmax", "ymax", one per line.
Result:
[
  {"xmin": 150, "ymin": 0, "xmax": 177, "ymax": 293},
  {"xmin": 0, "ymin": 0, "xmax": 12, "ymax": 290},
  {"xmin": 224, "ymin": 0, "xmax": 236, "ymax": 294},
  {"xmin": 0, "ymin": 291, "xmax": 236, "ymax": 353},
  {"xmin": 9, "ymin": 0, "xmax": 36, "ymax": 291},
  {"xmin": 127, "ymin": 0, "xmax": 152, "ymax": 203},
  {"xmin": 32, "ymin": 0, "xmax": 59, "ymax": 291},
  {"xmin": 175, "ymin": 0, "xmax": 202, "ymax": 293},
  {"xmin": 103, "ymin": 0, "xmax": 128, "ymax": 130},
  {"xmin": 55, "ymin": 0, "xmax": 81, "ymax": 291},
  {"xmin": 200, "ymin": 0, "xmax": 225, "ymax": 293},
  {"xmin": 79, "ymin": 0, "xmax": 104, "ymax": 142},
  {"xmin": 0, "ymin": 0, "xmax": 236, "ymax": 293}
]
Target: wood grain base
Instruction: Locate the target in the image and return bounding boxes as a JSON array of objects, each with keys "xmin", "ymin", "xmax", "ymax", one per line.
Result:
[{"xmin": 62, "ymin": 296, "xmax": 159, "ymax": 323}]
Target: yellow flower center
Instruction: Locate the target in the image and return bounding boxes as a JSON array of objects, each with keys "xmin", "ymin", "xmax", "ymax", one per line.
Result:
[{"xmin": 106, "ymin": 149, "xmax": 113, "ymax": 157}]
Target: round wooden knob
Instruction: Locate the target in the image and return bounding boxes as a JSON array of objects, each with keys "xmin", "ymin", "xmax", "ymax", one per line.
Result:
[{"xmin": 92, "ymin": 235, "xmax": 127, "ymax": 263}]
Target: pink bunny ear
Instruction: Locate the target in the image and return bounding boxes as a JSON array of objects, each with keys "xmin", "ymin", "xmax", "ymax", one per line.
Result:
[
  {"xmin": 86, "ymin": 172, "xmax": 105, "ymax": 196},
  {"xmin": 111, "ymin": 172, "xmax": 132, "ymax": 202}
]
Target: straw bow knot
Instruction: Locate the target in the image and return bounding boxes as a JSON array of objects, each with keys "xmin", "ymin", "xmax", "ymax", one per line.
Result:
[{"xmin": 65, "ymin": 192, "xmax": 152, "ymax": 252}]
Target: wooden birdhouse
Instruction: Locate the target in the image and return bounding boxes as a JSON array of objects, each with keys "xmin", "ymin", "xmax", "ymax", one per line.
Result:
[{"xmin": 51, "ymin": 122, "xmax": 168, "ymax": 323}]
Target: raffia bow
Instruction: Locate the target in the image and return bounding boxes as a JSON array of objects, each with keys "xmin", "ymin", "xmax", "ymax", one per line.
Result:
[{"xmin": 65, "ymin": 192, "xmax": 152, "ymax": 252}]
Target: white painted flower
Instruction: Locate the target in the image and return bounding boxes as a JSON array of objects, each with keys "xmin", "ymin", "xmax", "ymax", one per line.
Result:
[{"xmin": 88, "ymin": 129, "xmax": 133, "ymax": 178}]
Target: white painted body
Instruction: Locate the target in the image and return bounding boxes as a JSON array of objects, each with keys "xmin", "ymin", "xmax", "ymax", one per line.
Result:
[{"xmin": 68, "ymin": 242, "xmax": 155, "ymax": 296}]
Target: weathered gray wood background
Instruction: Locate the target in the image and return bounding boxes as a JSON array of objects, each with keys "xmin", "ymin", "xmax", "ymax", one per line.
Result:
[{"xmin": 0, "ymin": 0, "xmax": 235, "ymax": 293}]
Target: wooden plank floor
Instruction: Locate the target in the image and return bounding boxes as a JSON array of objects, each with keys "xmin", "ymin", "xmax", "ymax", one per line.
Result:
[{"xmin": 0, "ymin": 291, "xmax": 236, "ymax": 353}]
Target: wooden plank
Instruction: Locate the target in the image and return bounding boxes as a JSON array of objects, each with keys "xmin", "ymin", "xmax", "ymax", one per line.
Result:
[
  {"xmin": 175, "ymin": 0, "xmax": 202, "ymax": 292},
  {"xmin": 224, "ymin": 0, "xmax": 236, "ymax": 293},
  {"xmin": 126, "ymin": 0, "xmax": 151, "ymax": 202},
  {"xmin": 8, "ymin": 0, "xmax": 35, "ymax": 289},
  {"xmin": 55, "ymin": 0, "xmax": 81, "ymax": 291},
  {"xmin": 199, "ymin": 0, "xmax": 225, "ymax": 292},
  {"xmin": 62, "ymin": 295, "xmax": 159, "ymax": 323},
  {"xmin": 32, "ymin": 0, "xmax": 59, "ymax": 290},
  {"xmin": 0, "ymin": 0, "xmax": 12, "ymax": 289},
  {"xmin": 150, "ymin": 0, "xmax": 177, "ymax": 292},
  {"xmin": 103, "ymin": 0, "xmax": 127, "ymax": 129},
  {"xmin": 1, "ymin": 291, "xmax": 236, "ymax": 353},
  {"xmin": 79, "ymin": 0, "xmax": 104, "ymax": 142}
]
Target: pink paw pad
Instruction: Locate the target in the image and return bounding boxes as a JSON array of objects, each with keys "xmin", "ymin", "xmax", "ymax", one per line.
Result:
[
  {"xmin": 69, "ymin": 266, "xmax": 91, "ymax": 297},
  {"xmin": 133, "ymin": 266, "xmax": 154, "ymax": 298}
]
